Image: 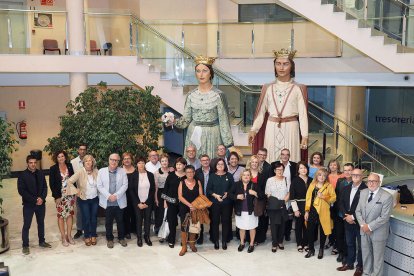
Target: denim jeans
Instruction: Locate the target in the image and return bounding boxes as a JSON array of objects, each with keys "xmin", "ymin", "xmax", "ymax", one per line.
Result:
[
  {"xmin": 78, "ymin": 196, "xmax": 99, "ymax": 238},
  {"xmin": 345, "ymin": 222, "xmax": 363, "ymax": 268}
]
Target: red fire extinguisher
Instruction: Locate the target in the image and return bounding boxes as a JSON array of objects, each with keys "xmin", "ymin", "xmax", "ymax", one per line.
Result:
[{"xmin": 16, "ymin": 120, "xmax": 28, "ymax": 139}]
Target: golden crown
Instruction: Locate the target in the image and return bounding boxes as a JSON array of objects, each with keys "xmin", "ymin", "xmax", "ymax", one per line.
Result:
[
  {"xmin": 273, "ymin": 48, "xmax": 297, "ymax": 59},
  {"xmin": 194, "ymin": 55, "xmax": 216, "ymax": 66}
]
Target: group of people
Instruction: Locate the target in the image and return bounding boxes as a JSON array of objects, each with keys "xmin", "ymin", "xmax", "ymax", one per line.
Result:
[{"xmin": 18, "ymin": 143, "xmax": 393, "ymax": 276}]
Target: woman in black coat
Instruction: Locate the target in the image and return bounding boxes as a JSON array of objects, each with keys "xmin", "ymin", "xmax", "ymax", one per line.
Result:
[
  {"xmin": 129, "ymin": 156, "xmax": 156, "ymax": 247},
  {"xmin": 231, "ymin": 169, "xmax": 264, "ymax": 253},
  {"xmin": 49, "ymin": 150, "xmax": 75, "ymax": 246}
]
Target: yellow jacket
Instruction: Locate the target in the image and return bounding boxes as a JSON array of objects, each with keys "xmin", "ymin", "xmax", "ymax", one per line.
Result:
[{"xmin": 305, "ymin": 182, "xmax": 336, "ymax": 235}]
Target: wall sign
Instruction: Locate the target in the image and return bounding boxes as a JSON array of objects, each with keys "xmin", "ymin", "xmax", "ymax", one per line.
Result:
[{"xmin": 34, "ymin": 13, "xmax": 53, "ymax": 28}]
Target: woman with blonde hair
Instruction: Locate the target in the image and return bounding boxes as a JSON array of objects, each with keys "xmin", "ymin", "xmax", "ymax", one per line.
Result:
[
  {"xmin": 304, "ymin": 168, "xmax": 336, "ymax": 259},
  {"xmin": 66, "ymin": 154, "xmax": 99, "ymax": 246},
  {"xmin": 245, "ymin": 155, "xmax": 268, "ymax": 244}
]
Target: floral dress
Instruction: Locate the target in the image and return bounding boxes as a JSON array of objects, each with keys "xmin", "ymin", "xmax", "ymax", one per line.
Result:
[{"xmin": 56, "ymin": 170, "xmax": 76, "ymax": 218}]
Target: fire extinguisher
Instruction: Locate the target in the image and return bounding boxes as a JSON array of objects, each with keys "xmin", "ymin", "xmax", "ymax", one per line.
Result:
[{"xmin": 16, "ymin": 120, "xmax": 27, "ymax": 139}]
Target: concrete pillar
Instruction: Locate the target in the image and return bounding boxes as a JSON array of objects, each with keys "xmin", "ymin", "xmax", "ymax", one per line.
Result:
[
  {"xmin": 334, "ymin": 86, "xmax": 366, "ymax": 163},
  {"xmin": 206, "ymin": 0, "xmax": 219, "ymax": 57},
  {"xmin": 406, "ymin": 0, "xmax": 414, "ymax": 47},
  {"xmin": 66, "ymin": 0, "xmax": 87, "ymax": 100}
]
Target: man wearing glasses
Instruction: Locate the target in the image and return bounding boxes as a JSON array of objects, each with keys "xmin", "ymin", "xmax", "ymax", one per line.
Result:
[
  {"xmin": 145, "ymin": 150, "xmax": 161, "ymax": 173},
  {"xmin": 337, "ymin": 169, "xmax": 367, "ymax": 275},
  {"xmin": 355, "ymin": 173, "xmax": 393, "ymax": 276},
  {"xmin": 257, "ymin": 148, "xmax": 272, "ymax": 179},
  {"xmin": 185, "ymin": 145, "xmax": 201, "ymax": 170},
  {"xmin": 97, "ymin": 153, "xmax": 129, "ymax": 248}
]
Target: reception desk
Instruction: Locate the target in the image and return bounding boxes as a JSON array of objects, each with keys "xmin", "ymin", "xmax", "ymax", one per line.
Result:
[{"xmin": 383, "ymin": 176, "xmax": 414, "ymax": 275}]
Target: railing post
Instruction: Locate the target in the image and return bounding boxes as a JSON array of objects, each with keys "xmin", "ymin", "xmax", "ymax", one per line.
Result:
[
  {"xmin": 251, "ymin": 28, "xmax": 255, "ymax": 55},
  {"xmin": 335, "ymin": 122, "xmax": 339, "ymax": 153},
  {"xmin": 7, "ymin": 18, "xmax": 12, "ymax": 49},
  {"xmin": 181, "ymin": 30, "xmax": 185, "ymax": 48},
  {"xmin": 129, "ymin": 21, "xmax": 133, "ymax": 55},
  {"xmin": 363, "ymin": 0, "xmax": 368, "ymax": 21},
  {"xmin": 322, "ymin": 132, "xmax": 327, "ymax": 160},
  {"xmin": 402, "ymin": 7, "xmax": 407, "ymax": 46},
  {"xmin": 243, "ymin": 101, "xmax": 247, "ymax": 128},
  {"xmin": 217, "ymin": 29, "xmax": 220, "ymax": 57}
]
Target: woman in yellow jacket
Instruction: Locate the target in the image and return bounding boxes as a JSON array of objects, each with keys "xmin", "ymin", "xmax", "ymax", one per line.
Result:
[{"xmin": 304, "ymin": 168, "xmax": 336, "ymax": 259}]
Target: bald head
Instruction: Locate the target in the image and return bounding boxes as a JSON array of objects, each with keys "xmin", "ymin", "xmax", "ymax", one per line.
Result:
[{"xmin": 351, "ymin": 169, "xmax": 363, "ymax": 185}]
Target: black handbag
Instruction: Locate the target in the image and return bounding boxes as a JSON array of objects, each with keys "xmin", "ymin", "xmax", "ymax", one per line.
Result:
[{"xmin": 267, "ymin": 196, "xmax": 285, "ymax": 210}]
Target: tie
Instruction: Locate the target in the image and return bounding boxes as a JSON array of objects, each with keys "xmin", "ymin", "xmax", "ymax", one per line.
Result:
[{"xmin": 368, "ymin": 192, "xmax": 374, "ymax": 203}]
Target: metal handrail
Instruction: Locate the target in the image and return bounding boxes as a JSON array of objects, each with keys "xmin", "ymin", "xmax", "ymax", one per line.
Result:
[
  {"xmin": 131, "ymin": 14, "xmax": 411, "ymax": 173},
  {"xmin": 308, "ymin": 102, "xmax": 414, "ymax": 168},
  {"xmin": 309, "ymin": 111, "xmax": 397, "ymax": 175}
]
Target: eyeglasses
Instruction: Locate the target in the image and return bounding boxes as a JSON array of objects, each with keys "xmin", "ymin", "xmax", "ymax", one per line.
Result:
[
  {"xmin": 367, "ymin": 180, "xmax": 379, "ymax": 184},
  {"xmin": 110, "ymin": 158, "xmax": 120, "ymax": 162},
  {"xmin": 351, "ymin": 174, "xmax": 362, "ymax": 177}
]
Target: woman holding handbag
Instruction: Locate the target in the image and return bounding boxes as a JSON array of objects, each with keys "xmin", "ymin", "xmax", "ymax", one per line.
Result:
[
  {"xmin": 231, "ymin": 170, "xmax": 262, "ymax": 253},
  {"xmin": 290, "ymin": 161, "xmax": 313, "ymax": 252},
  {"xmin": 304, "ymin": 168, "xmax": 336, "ymax": 259},
  {"xmin": 265, "ymin": 162, "xmax": 289, "ymax": 253},
  {"xmin": 154, "ymin": 153, "xmax": 170, "ymax": 242},
  {"xmin": 163, "ymin": 157, "xmax": 187, "ymax": 248},
  {"xmin": 178, "ymin": 165, "xmax": 203, "ymax": 256}
]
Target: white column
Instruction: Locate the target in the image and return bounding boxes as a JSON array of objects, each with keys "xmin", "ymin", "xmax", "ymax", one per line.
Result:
[
  {"xmin": 406, "ymin": 0, "xmax": 414, "ymax": 47},
  {"xmin": 66, "ymin": 0, "xmax": 87, "ymax": 100},
  {"xmin": 206, "ymin": 0, "xmax": 219, "ymax": 57}
]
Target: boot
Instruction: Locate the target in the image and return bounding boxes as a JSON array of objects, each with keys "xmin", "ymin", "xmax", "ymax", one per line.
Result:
[
  {"xmin": 189, "ymin": 233, "xmax": 197, "ymax": 252},
  {"xmin": 179, "ymin": 232, "xmax": 188, "ymax": 256}
]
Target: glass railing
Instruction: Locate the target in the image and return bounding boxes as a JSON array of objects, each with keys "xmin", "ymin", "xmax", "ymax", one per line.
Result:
[
  {"xmin": 322, "ymin": 0, "xmax": 414, "ymax": 49},
  {"xmin": 0, "ymin": 8, "xmax": 67, "ymax": 54},
  {"xmin": 140, "ymin": 20, "xmax": 341, "ymax": 58}
]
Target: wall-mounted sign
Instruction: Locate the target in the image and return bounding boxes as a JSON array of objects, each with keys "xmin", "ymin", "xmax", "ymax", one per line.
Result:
[
  {"xmin": 18, "ymin": 100, "xmax": 25, "ymax": 110},
  {"xmin": 41, "ymin": 0, "xmax": 54, "ymax": 6}
]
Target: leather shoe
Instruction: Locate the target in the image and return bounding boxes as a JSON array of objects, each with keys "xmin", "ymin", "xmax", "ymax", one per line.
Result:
[
  {"xmin": 73, "ymin": 230, "xmax": 83, "ymax": 239},
  {"xmin": 214, "ymin": 241, "xmax": 219, "ymax": 250},
  {"xmin": 137, "ymin": 237, "xmax": 143, "ymax": 247},
  {"xmin": 318, "ymin": 249, "xmax": 324, "ymax": 259},
  {"xmin": 353, "ymin": 267, "xmax": 363, "ymax": 276},
  {"xmin": 125, "ymin": 233, "xmax": 131, "ymax": 240},
  {"xmin": 222, "ymin": 242, "xmax": 227, "ymax": 250},
  {"xmin": 144, "ymin": 236, "xmax": 152, "ymax": 246},
  {"xmin": 305, "ymin": 249, "xmax": 315, "ymax": 258},
  {"xmin": 238, "ymin": 244, "xmax": 245, "ymax": 252},
  {"xmin": 336, "ymin": 253, "xmax": 344, "ymax": 263},
  {"xmin": 337, "ymin": 264, "xmax": 354, "ymax": 271},
  {"xmin": 247, "ymin": 245, "xmax": 254, "ymax": 253}
]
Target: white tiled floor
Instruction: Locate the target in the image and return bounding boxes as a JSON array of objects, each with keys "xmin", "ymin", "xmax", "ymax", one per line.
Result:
[{"xmin": 1, "ymin": 177, "xmax": 353, "ymax": 276}]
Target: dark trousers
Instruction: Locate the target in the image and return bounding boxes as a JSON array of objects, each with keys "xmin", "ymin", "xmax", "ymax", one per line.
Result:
[
  {"xmin": 167, "ymin": 202, "xmax": 179, "ymax": 244},
  {"xmin": 345, "ymin": 223, "xmax": 363, "ymax": 268},
  {"xmin": 255, "ymin": 215, "xmax": 269, "ymax": 243},
  {"xmin": 328, "ymin": 207, "xmax": 337, "ymax": 246},
  {"xmin": 22, "ymin": 204, "xmax": 45, "ymax": 247},
  {"xmin": 270, "ymin": 221, "xmax": 285, "ymax": 246},
  {"xmin": 210, "ymin": 203, "xmax": 232, "ymax": 243},
  {"xmin": 76, "ymin": 197, "xmax": 83, "ymax": 231},
  {"xmin": 294, "ymin": 214, "xmax": 308, "ymax": 247},
  {"xmin": 284, "ymin": 218, "xmax": 293, "ymax": 239},
  {"xmin": 154, "ymin": 188, "xmax": 165, "ymax": 230},
  {"xmin": 105, "ymin": 206, "xmax": 125, "ymax": 241},
  {"xmin": 335, "ymin": 215, "xmax": 347, "ymax": 256},
  {"xmin": 123, "ymin": 194, "xmax": 136, "ymax": 235},
  {"xmin": 307, "ymin": 209, "xmax": 327, "ymax": 251},
  {"xmin": 135, "ymin": 205, "xmax": 152, "ymax": 237},
  {"xmin": 78, "ymin": 197, "xmax": 99, "ymax": 238}
]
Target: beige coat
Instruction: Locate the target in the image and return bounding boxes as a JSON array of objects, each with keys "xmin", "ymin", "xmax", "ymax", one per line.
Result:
[{"xmin": 66, "ymin": 168, "xmax": 98, "ymax": 200}]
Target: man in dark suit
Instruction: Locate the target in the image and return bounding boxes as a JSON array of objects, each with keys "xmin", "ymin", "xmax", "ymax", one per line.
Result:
[
  {"xmin": 17, "ymin": 154, "xmax": 51, "ymax": 255},
  {"xmin": 334, "ymin": 162, "xmax": 354, "ymax": 263},
  {"xmin": 337, "ymin": 168, "xmax": 367, "ymax": 276},
  {"xmin": 195, "ymin": 154, "xmax": 213, "ymax": 244},
  {"xmin": 270, "ymin": 148, "xmax": 297, "ymax": 241},
  {"xmin": 257, "ymin": 148, "xmax": 272, "ymax": 179},
  {"xmin": 355, "ymin": 173, "xmax": 393, "ymax": 276}
]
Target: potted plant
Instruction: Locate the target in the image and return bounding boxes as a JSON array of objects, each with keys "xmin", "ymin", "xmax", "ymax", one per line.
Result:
[{"xmin": 0, "ymin": 117, "xmax": 18, "ymax": 254}]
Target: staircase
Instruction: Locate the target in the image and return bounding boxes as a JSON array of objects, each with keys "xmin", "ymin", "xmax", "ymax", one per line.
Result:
[{"xmin": 277, "ymin": 0, "xmax": 414, "ymax": 73}]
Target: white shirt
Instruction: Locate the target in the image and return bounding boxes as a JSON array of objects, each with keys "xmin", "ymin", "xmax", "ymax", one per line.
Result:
[
  {"xmin": 138, "ymin": 173, "xmax": 150, "ymax": 203},
  {"xmin": 145, "ymin": 161, "xmax": 161, "ymax": 173},
  {"xmin": 265, "ymin": 177, "xmax": 288, "ymax": 200},
  {"xmin": 85, "ymin": 174, "xmax": 98, "ymax": 199},
  {"xmin": 282, "ymin": 161, "xmax": 292, "ymax": 190},
  {"xmin": 350, "ymin": 182, "xmax": 362, "ymax": 206},
  {"xmin": 367, "ymin": 187, "xmax": 380, "ymax": 203},
  {"xmin": 70, "ymin": 156, "xmax": 83, "ymax": 173}
]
